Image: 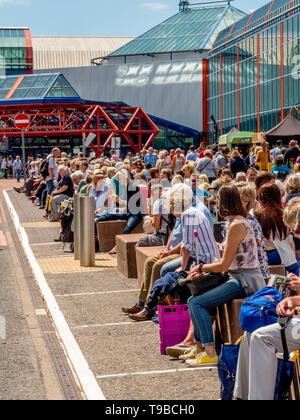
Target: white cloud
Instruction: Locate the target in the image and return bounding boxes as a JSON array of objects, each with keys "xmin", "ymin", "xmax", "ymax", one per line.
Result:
[
  {"xmin": 141, "ymin": 2, "xmax": 168, "ymax": 11},
  {"xmin": 0, "ymin": 0, "xmax": 30, "ymax": 6}
]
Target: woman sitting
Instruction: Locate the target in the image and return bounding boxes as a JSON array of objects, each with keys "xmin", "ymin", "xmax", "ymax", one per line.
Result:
[
  {"xmin": 96, "ymin": 168, "xmax": 145, "ymax": 254},
  {"xmin": 235, "ymin": 182, "xmax": 270, "ymax": 284},
  {"xmin": 271, "ymin": 155, "xmax": 290, "ymax": 181},
  {"xmin": 50, "ymin": 166, "xmax": 74, "ymax": 222},
  {"xmin": 91, "ymin": 170, "xmax": 111, "ymax": 219},
  {"xmin": 254, "ymin": 183, "xmax": 299, "ymax": 276},
  {"xmin": 233, "ymin": 200, "xmax": 300, "ymax": 400},
  {"xmin": 284, "ymin": 173, "xmax": 300, "ymax": 207},
  {"xmin": 230, "ymin": 150, "xmax": 246, "ymax": 179}
]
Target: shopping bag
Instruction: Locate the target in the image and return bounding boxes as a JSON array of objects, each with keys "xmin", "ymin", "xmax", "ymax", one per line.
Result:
[
  {"xmin": 274, "ymin": 317, "xmax": 297, "ymax": 401},
  {"xmin": 45, "ymin": 195, "xmax": 53, "ymax": 214},
  {"xmin": 218, "ymin": 336, "xmax": 243, "ymax": 401}
]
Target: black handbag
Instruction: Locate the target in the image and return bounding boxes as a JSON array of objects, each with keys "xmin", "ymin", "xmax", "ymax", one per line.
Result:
[{"xmin": 186, "ymin": 272, "xmax": 229, "ymax": 297}]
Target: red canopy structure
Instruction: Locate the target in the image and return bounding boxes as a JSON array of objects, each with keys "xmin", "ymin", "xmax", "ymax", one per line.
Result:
[{"xmin": 0, "ymin": 102, "xmax": 160, "ymax": 157}]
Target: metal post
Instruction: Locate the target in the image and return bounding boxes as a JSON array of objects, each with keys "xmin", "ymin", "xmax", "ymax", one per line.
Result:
[
  {"xmin": 79, "ymin": 196, "xmax": 95, "ymax": 267},
  {"xmin": 21, "ymin": 129, "xmax": 26, "ymax": 181},
  {"xmin": 82, "ymin": 133, "xmax": 86, "ymax": 158},
  {"xmin": 74, "ymin": 194, "xmax": 81, "ymax": 260}
]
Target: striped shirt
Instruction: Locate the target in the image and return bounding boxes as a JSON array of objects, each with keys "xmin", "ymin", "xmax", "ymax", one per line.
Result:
[{"xmin": 181, "ymin": 207, "xmax": 220, "ymax": 264}]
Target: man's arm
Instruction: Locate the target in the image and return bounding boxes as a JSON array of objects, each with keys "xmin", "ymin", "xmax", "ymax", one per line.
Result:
[
  {"xmin": 48, "ymin": 168, "xmax": 54, "ymax": 179},
  {"xmin": 277, "ymin": 296, "xmax": 300, "ymax": 318},
  {"xmin": 152, "ymin": 214, "xmax": 161, "ymax": 230},
  {"xmin": 256, "ymin": 151, "xmax": 261, "ymax": 163},
  {"xmin": 53, "ymin": 185, "xmax": 68, "ymax": 195}
]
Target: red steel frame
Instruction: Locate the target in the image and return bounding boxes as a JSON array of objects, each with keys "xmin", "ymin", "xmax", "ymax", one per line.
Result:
[
  {"xmin": 0, "ymin": 103, "xmax": 160, "ymax": 157},
  {"xmin": 202, "ymin": 59, "xmax": 209, "ymax": 144},
  {"xmin": 280, "ymin": 21, "xmax": 284, "ymax": 121},
  {"xmin": 24, "ymin": 29, "xmax": 33, "ymax": 75},
  {"xmin": 220, "ymin": 53, "xmax": 223, "ymax": 136},
  {"xmin": 237, "ymin": 43, "xmax": 240, "ymax": 130},
  {"xmin": 257, "ymin": 34, "xmax": 260, "ymax": 133},
  {"xmin": 265, "ymin": 0, "xmax": 276, "ymax": 27}
]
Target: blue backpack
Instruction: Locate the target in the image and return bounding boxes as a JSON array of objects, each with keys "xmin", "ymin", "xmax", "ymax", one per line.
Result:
[{"xmin": 239, "ymin": 287, "xmax": 282, "ymax": 333}]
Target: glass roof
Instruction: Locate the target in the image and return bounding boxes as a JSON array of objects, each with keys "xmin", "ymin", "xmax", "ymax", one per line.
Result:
[
  {"xmin": 214, "ymin": 0, "xmax": 297, "ymax": 51},
  {"xmin": 0, "ymin": 73, "xmax": 81, "ymax": 102},
  {"xmin": 0, "ymin": 76, "xmax": 19, "ymax": 99},
  {"xmin": 109, "ymin": 6, "xmax": 245, "ymax": 56}
]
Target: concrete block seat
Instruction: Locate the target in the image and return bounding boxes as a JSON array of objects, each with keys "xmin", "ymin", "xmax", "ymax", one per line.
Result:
[
  {"xmin": 97, "ymin": 219, "xmax": 143, "ymax": 253},
  {"xmin": 116, "ymin": 233, "xmax": 146, "ymax": 278},
  {"xmin": 269, "ymin": 265, "xmax": 286, "ymax": 276},
  {"xmin": 216, "ymin": 299, "xmax": 245, "ymax": 345},
  {"xmin": 136, "ymin": 246, "xmax": 164, "ymax": 288}
]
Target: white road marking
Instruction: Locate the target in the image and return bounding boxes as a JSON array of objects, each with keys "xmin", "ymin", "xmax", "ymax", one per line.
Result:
[
  {"xmin": 72, "ymin": 321, "xmax": 153, "ymax": 330},
  {"xmin": 4, "ymin": 190, "xmax": 106, "ymax": 401},
  {"xmin": 97, "ymin": 366, "xmax": 218, "ymax": 379},
  {"xmin": 56, "ymin": 289, "xmax": 139, "ymax": 298}
]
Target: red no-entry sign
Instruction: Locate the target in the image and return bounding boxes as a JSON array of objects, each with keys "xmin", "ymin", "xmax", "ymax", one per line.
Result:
[{"xmin": 14, "ymin": 113, "xmax": 30, "ymax": 130}]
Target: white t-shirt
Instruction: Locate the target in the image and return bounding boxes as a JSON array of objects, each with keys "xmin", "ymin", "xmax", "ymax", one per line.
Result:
[
  {"xmin": 273, "ymin": 235, "xmax": 297, "ymax": 268},
  {"xmin": 46, "ymin": 155, "xmax": 58, "ymax": 181}
]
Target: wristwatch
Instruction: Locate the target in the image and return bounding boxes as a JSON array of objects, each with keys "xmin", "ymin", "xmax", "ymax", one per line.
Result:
[{"xmin": 198, "ymin": 264, "xmax": 204, "ymax": 274}]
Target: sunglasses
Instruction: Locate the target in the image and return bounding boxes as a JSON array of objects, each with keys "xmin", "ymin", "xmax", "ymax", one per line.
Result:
[{"xmin": 291, "ymin": 226, "xmax": 300, "ymax": 236}]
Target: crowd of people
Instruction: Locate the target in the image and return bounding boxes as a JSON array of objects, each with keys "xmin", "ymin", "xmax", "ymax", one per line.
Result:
[{"xmin": 9, "ymin": 139, "xmax": 300, "ymax": 400}]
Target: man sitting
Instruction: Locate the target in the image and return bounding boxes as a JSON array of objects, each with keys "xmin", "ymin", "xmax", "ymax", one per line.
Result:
[
  {"xmin": 50, "ymin": 166, "xmax": 74, "ymax": 222},
  {"xmin": 136, "ymin": 183, "xmax": 176, "ymax": 248},
  {"xmin": 126, "ymin": 184, "xmax": 220, "ymax": 321}
]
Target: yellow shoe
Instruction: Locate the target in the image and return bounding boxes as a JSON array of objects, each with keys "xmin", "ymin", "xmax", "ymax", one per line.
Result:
[
  {"xmin": 178, "ymin": 345, "xmax": 202, "ymax": 361},
  {"xmin": 186, "ymin": 352, "xmax": 218, "ymax": 367}
]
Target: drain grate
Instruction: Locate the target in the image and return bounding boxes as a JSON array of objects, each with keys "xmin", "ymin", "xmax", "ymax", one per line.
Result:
[{"xmin": 2, "ymin": 199, "xmax": 83, "ymax": 401}]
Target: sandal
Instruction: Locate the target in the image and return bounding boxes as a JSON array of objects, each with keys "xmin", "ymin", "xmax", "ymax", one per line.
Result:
[{"xmin": 109, "ymin": 246, "xmax": 117, "ymax": 255}]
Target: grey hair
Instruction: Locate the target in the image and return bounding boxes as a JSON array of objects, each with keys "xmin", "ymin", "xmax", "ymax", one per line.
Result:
[
  {"xmin": 72, "ymin": 170, "xmax": 84, "ymax": 181},
  {"xmin": 58, "ymin": 165, "xmax": 68, "ymax": 174}
]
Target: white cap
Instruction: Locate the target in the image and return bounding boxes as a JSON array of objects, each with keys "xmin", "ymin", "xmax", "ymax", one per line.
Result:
[{"xmin": 115, "ymin": 162, "xmax": 125, "ymax": 172}]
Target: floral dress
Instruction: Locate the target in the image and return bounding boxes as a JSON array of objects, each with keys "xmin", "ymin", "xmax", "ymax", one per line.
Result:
[{"xmin": 223, "ymin": 216, "xmax": 270, "ymax": 282}]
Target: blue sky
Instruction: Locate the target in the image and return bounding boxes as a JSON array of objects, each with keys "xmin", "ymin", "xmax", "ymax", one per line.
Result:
[{"xmin": 0, "ymin": 0, "xmax": 270, "ymax": 37}]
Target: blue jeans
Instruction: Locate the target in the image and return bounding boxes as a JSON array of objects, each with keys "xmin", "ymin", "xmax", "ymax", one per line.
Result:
[
  {"xmin": 46, "ymin": 179, "xmax": 56, "ymax": 196},
  {"xmin": 188, "ymin": 278, "xmax": 246, "ymax": 347},
  {"xmin": 15, "ymin": 169, "xmax": 22, "ymax": 182},
  {"xmin": 160, "ymin": 256, "xmax": 182, "ymax": 277},
  {"xmin": 123, "ymin": 214, "xmax": 143, "ymax": 234},
  {"xmin": 267, "ymin": 250, "xmax": 300, "ymax": 276},
  {"xmin": 145, "ymin": 257, "xmax": 196, "ymax": 310},
  {"xmin": 96, "ymin": 212, "xmax": 143, "ymax": 235}
]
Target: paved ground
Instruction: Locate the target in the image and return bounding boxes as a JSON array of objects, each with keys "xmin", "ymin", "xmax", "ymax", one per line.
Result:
[
  {"xmin": 0, "ymin": 179, "xmax": 47, "ymax": 400},
  {"xmin": 1, "ymin": 180, "xmax": 221, "ymax": 400}
]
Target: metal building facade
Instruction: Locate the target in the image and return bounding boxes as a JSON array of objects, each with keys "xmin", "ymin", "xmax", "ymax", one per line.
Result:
[
  {"xmin": 32, "ymin": 37, "xmax": 135, "ymax": 70},
  {"xmin": 208, "ymin": 0, "xmax": 300, "ymax": 143},
  {"xmin": 0, "ymin": 28, "xmax": 33, "ymax": 76},
  {"xmin": 36, "ymin": 4, "xmax": 245, "ymax": 148}
]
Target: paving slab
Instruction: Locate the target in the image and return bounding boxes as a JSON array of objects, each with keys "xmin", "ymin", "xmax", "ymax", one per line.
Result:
[
  {"xmin": 0, "ymin": 184, "xmax": 47, "ymax": 400},
  {"xmin": 46, "ymin": 271, "xmax": 138, "ymax": 297},
  {"xmin": 4, "ymin": 188, "xmax": 221, "ymax": 401},
  {"xmin": 98, "ymin": 370, "xmax": 219, "ymax": 401}
]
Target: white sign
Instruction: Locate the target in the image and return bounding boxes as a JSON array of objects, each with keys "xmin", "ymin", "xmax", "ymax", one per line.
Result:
[
  {"xmin": 111, "ymin": 137, "xmax": 121, "ymax": 150},
  {"xmin": 115, "ymin": 137, "xmax": 121, "ymax": 149},
  {"xmin": 0, "ymin": 316, "xmax": 5, "ymax": 340},
  {"xmin": 85, "ymin": 133, "xmax": 97, "ymax": 148}
]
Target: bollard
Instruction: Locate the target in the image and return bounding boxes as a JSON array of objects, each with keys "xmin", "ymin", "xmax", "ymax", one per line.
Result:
[
  {"xmin": 74, "ymin": 194, "xmax": 81, "ymax": 260},
  {"xmin": 79, "ymin": 195, "xmax": 95, "ymax": 267}
]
